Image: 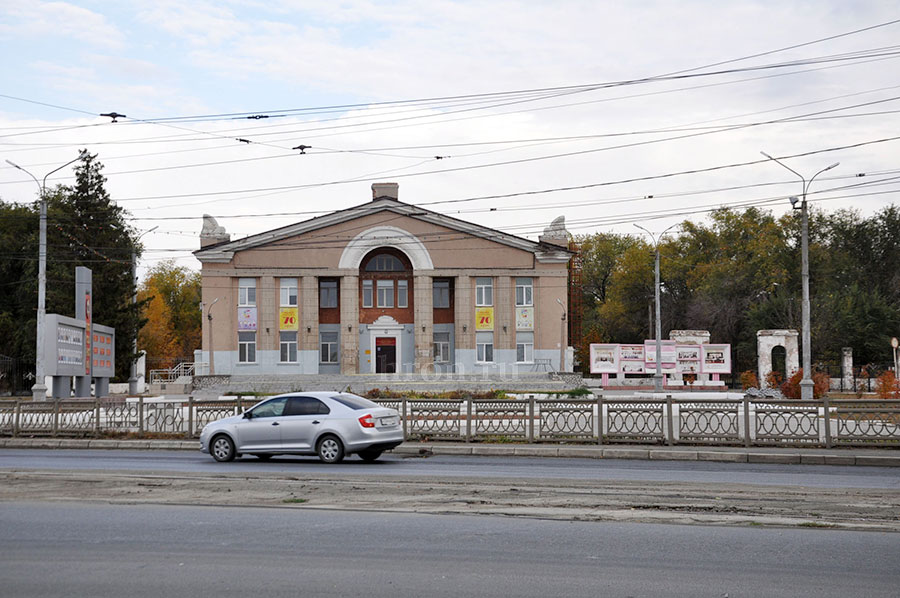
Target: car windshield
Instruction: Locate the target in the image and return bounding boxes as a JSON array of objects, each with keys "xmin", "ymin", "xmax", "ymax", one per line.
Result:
[{"xmin": 330, "ymin": 394, "xmax": 381, "ymax": 410}]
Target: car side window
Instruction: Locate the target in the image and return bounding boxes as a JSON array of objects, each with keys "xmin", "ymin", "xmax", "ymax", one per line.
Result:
[
  {"xmin": 250, "ymin": 398, "xmax": 287, "ymax": 418},
  {"xmin": 285, "ymin": 397, "xmax": 331, "ymax": 416}
]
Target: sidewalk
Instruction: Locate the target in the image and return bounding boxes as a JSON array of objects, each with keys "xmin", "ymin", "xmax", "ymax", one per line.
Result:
[{"xmin": 1, "ymin": 437, "xmax": 898, "ymax": 467}]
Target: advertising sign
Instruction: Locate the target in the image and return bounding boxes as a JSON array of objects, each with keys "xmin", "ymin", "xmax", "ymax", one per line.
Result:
[
  {"xmin": 475, "ymin": 307, "xmax": 494, "ymax": 331},
  {"xmin": 589, "ymin": 344, "xmax": 619, "ymax": 374},
  {"xmin": 515, "ymin": 307, "xmax": 534, "ymax": 330},
  {"xmin": 620, "ymin": 344, "xmax": 644, "ymax": 361},
  {"xmin": 279, "ymin": 307, "xmax": 299, "ymax": 331},
  {"xmin": 645, "ymin": 340, "xmax": 677, "ymax": 374},
  {"xmin": 91, "ymin": 323, "xmax": 116, "ymax": 378},
  {"xmin": 238, "ymin": 307, "xmax": 257, "ymax": 331},
  {"xmin": 701, "ymin": 344, "xmax": 732, "ymax": 374}
]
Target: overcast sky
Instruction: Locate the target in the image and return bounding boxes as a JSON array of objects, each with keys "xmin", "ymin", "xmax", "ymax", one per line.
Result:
[{"xmin": 1, "ymin": 1, "xmax": 898, "ymax": 278}]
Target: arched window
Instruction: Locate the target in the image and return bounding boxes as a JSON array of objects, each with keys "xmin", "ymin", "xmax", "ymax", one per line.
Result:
[{"xmin": 360, "ymin": 249, "xmax": 413, "ymax": 316}]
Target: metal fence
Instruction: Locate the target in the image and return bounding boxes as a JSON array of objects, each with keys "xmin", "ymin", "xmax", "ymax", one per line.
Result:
[{"xmin": 1, "ymin": 395, "xmax": 898, "ymax": 448}]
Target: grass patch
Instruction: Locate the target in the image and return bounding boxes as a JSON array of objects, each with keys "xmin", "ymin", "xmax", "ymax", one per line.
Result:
[
  {"xmin": 797, "ymin": 521, "xmax": 835, "ymax": 528},
  {"xmin": 282, "ymin": 498, "xmax": 308, "ymax": 504}
]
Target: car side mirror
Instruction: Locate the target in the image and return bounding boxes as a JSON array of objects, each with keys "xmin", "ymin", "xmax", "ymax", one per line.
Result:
[{"xmin": 243, "ymin": 411, "xmax": 252, "ymax": 419}]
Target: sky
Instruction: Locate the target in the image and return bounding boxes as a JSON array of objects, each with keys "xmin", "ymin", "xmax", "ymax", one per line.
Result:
[{"xmin": 1, "ymin": 1, "xmax": 899, "ymax": 280}]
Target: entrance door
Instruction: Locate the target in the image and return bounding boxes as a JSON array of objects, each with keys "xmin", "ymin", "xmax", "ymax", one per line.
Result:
[{"xmin": 375, "ymin": 337, "xmax": 397, "ymax": 373}]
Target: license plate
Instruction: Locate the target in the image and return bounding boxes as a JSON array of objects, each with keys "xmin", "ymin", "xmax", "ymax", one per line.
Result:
[{"xmin": 380, "ymin": 416, "xmax": 398, "ymax": 427}]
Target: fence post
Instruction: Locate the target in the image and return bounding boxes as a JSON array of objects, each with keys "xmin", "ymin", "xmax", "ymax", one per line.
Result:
[
  {"xmin": 665, "ymin": 395, "xmax": 674, "ymax": 446},
  {"xmin": 52, "ymin": 400, "xmax": 59, "ymax": 437},
  {"xmin": 237, "ymin": 395, "xmax": 243, "ymax": 415},
  {"xmin": 13, "ymin": 400, "xmax": 20, "ymax": 437},
  {"xmin": 823, "ymin": 396, "xmax": 832, "ymax": 448},
  {"xmin": 597, "ymin": 394, "xmax": 604, "ymax": 445},
  {"xmin": 465, "ymin": 395, "xmax": 472, "ymax": 442},
  {"xmin": 186, "ymin": 396, "xmax": 194, "ymax": 439},
  {"xmin": 401, "ymin": 398, "xmax": 407, "ymax": 439},
  {"xmin": 528, "ymin": 395, "xmax": 535, "ymax": 443},
  {"xmin": 743, "ymin": 396, "xmax": 751, "ymax": 448},
  {"xmin": 94, "ymin": 399, "xmax": 100, "ymax": 436},
  {"xmin": 138, "ymin": 396, "xmax": 144, "ymax": 436}
]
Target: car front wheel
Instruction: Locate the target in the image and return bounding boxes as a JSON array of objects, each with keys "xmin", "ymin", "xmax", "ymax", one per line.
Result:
[
  {"xmin": 317, "ymin": 436, "xmax": 344, "ymax": 464},
  {"xmin": 211, "ymin": 435, "xmax": 236, "ymax": 462}
]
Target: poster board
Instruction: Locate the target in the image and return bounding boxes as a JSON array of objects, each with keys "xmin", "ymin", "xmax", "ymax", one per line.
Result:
[
  {"xmin": 589, "ymin": 344, "xmax": 619, "ymax": 374},
  {"xmin": 644, "ymin": 340, "xmax": 677, "ymax": 374},
  {"xmin": 701, "ymin": 344, "xmax": 731, "ymax": 374}
]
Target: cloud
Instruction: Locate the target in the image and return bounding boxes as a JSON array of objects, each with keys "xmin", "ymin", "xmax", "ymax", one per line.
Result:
[{"xmin": 0, "ymin": 1, "xmax": 125, "ymax": 49}]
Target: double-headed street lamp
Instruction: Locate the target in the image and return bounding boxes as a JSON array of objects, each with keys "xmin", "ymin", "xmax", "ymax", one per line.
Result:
[
  {"xmin": 635, "ymin": 222, "xmax": 678, "ymax": 393},
  {"xmin": 761, "ymin": 151, "xmax": 839, "ymax": 400},
  {"xmin": 5, "ymin": 156, "xmax": 80, "ymax": 401}
]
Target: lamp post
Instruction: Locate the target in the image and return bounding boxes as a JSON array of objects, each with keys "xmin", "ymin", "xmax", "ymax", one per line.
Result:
[
  {"xmin": 5, "ymin": 156, "xmax": 80, "ymax": 401},
  {"xmin": 128, "ymin": 226, "xmax": 159, "ymax": 394},
  {"xmin": 761, "ymin": 151, "xmax": 839, "ymax": 399},
  {"xmin": 556, "ymin": 298, "xmax": 567, "ymax": 372},
  {"xmin": 635, "ymin": 223, "xmax": 678, "ymax": 393},
  {"xmin": 892, "ymin": 337, "xmax": 899, "ymax": 378},
  {"xmin": 207, "ymin": 297, "xmax": 220, "ymax": 375}
]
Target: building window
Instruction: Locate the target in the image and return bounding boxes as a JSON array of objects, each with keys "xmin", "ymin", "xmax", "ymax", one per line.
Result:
[
  {"xmin": 366, "ymin": 254, "xmax": 405, "ymax": 271},
  {"xmin": 516, "ymin": 331, "xmax": 534, "ymax": 363},
  {"xmin": 238, "ymin": 331, "xmax": 256, "ymax": 363},
  {"xmin": 377, "ymin": 280, "xmax": 394, "ymax": 308},
  {"xmin": 516, "ymin": 277, "xmax": 533, "ymax": 307},
  {"xmin": 433, "ymin": 332, "xmax": 450, "ymax": 363},
  {"xmin": 238, "ymin": 278, "xmax": 256, "ymax": 306},
  {"xmin": 280, "ymin": 331, "xmax": 297, "ymax": 363},
  {"xmin": 280, "ymin": 278, "xmax": 298, "ymax": 307},
  {"xmin": 319, "ymin": 279, "xmax": 338, "ymax": 308},
  {"xmin": 320, "ymin": 331, "xmax": 338, "ymax": 363},
  {"xmin": 433, "ymin": 279, "xmax": 450, "ymax": 308},
  {"xmin": 397, "ymin": 279, "xmax": 408, "ymax": 308},
  {"xmin": 476, "ymin": 331, "xmax": 493, "ymax": 363},
  {"xmin": 362, "ymin": 280, "xmax": 373, "ymax": 308},
  {"xmin": 476, "ymin": 277, "xmax": 493, "ymax": 307}
]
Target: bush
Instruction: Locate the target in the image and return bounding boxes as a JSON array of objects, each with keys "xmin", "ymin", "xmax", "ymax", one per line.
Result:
[
  {"xmin": 740, "ymin": 370, "xmax": 759, "ymax": 390},
  {"xmin": 779, "ymin": 369, "xmax": 830, "ymax": 399},
  {"xmin": 875, "ymin": 371, "xmax": 900, "ymax": 399},
  {"xmin": 765, "ymin": 370, "xmax": 784, "ymax": 389}
]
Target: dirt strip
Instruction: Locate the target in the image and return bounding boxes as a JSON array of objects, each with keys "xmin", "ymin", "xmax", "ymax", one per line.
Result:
[{"xmin": 2, "ymin": 469, "xmax": 899, "ymax": 531}]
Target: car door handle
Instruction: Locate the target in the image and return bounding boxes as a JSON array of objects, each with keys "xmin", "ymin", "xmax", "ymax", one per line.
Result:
[
  {"xmin": 312, "ymin": 420, "xmax": 321, "ymax": 425},
  {"xmin": 271, "ymin": 422, "xmax": 280, "ymax": 426}
]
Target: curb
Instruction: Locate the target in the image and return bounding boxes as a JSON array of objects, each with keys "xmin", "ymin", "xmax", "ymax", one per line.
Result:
[{"xmin": 1, "ymin": 437, "xmax": 898, "ymax": 467}]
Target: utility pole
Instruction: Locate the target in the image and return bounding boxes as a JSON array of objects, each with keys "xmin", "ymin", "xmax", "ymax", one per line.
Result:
[
  {"xmin": 761, "ymin": 152, "xmax": 838, "ymax": 399},
  {"xmin": 6, "ymin": 156, "xmax": 80, "ymax": 401},
  {"xmin": 635, "ymin": 223, "xmax": 678, "ymax": 393},
  {"xmin": 128, "ymin": 226, "xmax": 158, "ymax": 394}
]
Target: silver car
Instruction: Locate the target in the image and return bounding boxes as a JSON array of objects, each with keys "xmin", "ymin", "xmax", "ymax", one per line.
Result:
[{"xmin": 200, "ymin": 392, "xmax": 403, "ymax": 463}]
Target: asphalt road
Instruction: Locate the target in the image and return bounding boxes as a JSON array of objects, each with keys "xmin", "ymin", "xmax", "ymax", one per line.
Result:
[
  {"xmin": 2, "ymin": 501, "xmax": 898, "ymax": 598},
  {"xmin": 2, "ymin": 448, "xmax": 899, "ymax": 489}
]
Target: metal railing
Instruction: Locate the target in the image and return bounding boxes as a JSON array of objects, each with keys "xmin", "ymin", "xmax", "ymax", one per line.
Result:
[
  {"xmin": 1, "ymin": 395, "xmax": 898, "ymax": 448},
  {"xmin": 148, "ymin": 362, "xmax": 195, "ymax": 385}
]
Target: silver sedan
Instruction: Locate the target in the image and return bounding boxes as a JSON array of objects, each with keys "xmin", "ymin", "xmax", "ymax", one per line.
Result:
[{"xmin": 200, "ymin": 392, "xmax": 403, "ymax": 463}]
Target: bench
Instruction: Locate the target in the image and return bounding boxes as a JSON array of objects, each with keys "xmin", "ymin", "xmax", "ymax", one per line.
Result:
[{"xmin": 532, "ymin": 358, "xmax": 553, "ymax": 372}]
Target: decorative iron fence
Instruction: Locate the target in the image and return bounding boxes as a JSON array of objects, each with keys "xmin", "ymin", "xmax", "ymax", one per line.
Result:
[{"xmin": 0, "ymin": 395, "xmax": 898, "ymax": 448}]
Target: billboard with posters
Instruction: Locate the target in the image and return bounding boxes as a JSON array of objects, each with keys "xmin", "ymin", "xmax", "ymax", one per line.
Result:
[
  {"xmin": 701, "ymin": 344, "xmax": 731, "ymax": 374},
  {"xmin": 589, "ymin": 344, "xmax": 619, "ymax": 374},
  {"xmin": 645, "ymin": 340, "xmax": 677, "ymax": 374}
]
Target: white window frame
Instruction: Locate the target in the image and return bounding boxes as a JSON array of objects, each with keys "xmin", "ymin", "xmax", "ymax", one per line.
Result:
[
  {"xmin": 476, "ymin": 331, "xmax": 494, "ymax": 363},
  {"xmin": 280, "ymin": 278, "xmax": 298, "ymax": 307},
  {"xmin": 238, "ymin": 331, "xmax": 256, "ymax": 363},
  {"xmin": 397, "ymin": 279, "xmax": 408, "ymax": 308},
  {"xmin": 238, "ymin": 278, "xmax": 256, "ymax": 307},
  {"xmin": 433, "ymin": 279, "xmax": 450, "ymax": 308},
  {"xmin": 279, "ymin": 331, "xmax": 298, "ymax": 363},
  {"xmin": 515, "ymin": 277, "xmax": 533, "ymax": 307},
  {"xmin": 475, "ymin": 277, "xmax": 493, "ymax": 307},
  {"xmin": 319, "ymin": 331, "xmax": 339, "ymax": 363},
  {"xmin": 516, "ymin": 331, "xmax": 534, "ymax": 363},
  {"xmin": 433, "ymin": 331, "xmax": 450, "ymax": 363},
  {"xmin": 362, "ymin": 280, "xmax": 374, "ymax": 308},
  {"xmin": 377, "ymin": 280, "xmax": 394, "ymax": 308}
]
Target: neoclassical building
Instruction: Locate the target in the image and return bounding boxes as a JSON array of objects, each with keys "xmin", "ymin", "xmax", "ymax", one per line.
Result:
[{"xmin": 195, "ymin": 183, "xmax": 572, "ymax": 376}]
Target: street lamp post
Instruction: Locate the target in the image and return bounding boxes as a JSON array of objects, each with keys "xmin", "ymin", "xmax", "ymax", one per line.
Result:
[
  {"xmin": 761, "ymin": 151, "xmax": 839, "ymax": 400},
  {"xmin": 128, "ymin": 226, "xmax": 159, "ymax": 394},
  {"xmin": 6, "ymin": 156, "xmax": 80, "ymax": 401},
  {"xmin": 892, "ymin": 337, "xmax": 899, "ymax": 378},
  {"xmin": 207, "ymin": 298, "xmax": 220, "ymax": 375},
  {"xmin": 635, "ymin": 223, "xmax": 678, "ymax": 393}
]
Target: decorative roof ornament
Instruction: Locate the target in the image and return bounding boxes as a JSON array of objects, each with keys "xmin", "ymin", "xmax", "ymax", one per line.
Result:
[
  {"xmin": 200, "ymin": 214, "xmax": 230, "ymax": 247},
  {"xmin": 539, "ymin": 215, "xmax": 568, "ymax": 246}
]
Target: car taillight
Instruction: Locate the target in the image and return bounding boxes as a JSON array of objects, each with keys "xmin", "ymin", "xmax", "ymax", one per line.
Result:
[{"xmin": 359, "ymin": 414, "xmax": 375, "ymax": 428}]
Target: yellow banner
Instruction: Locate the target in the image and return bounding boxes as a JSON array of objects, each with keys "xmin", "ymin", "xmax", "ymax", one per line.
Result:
[
  {"xmin": 475, "ymin": 307, "xmax": 494, "ymax": 331},
  {"xmin": 279, "ymin": 307, "xmax": 299, "ymax": 331}
]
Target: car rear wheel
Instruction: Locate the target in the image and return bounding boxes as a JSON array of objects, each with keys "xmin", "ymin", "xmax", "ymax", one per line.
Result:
[
  {"xmin": 317, "ymin": 436, "xmax": 344, "ymax": 464},
  {"xmin": 211, "ymin": 435, "xmax": 236, "ymax": 462},
  {"xmin": 358, "ymin": 450, "xmax": 383, "ymax": 462}
]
